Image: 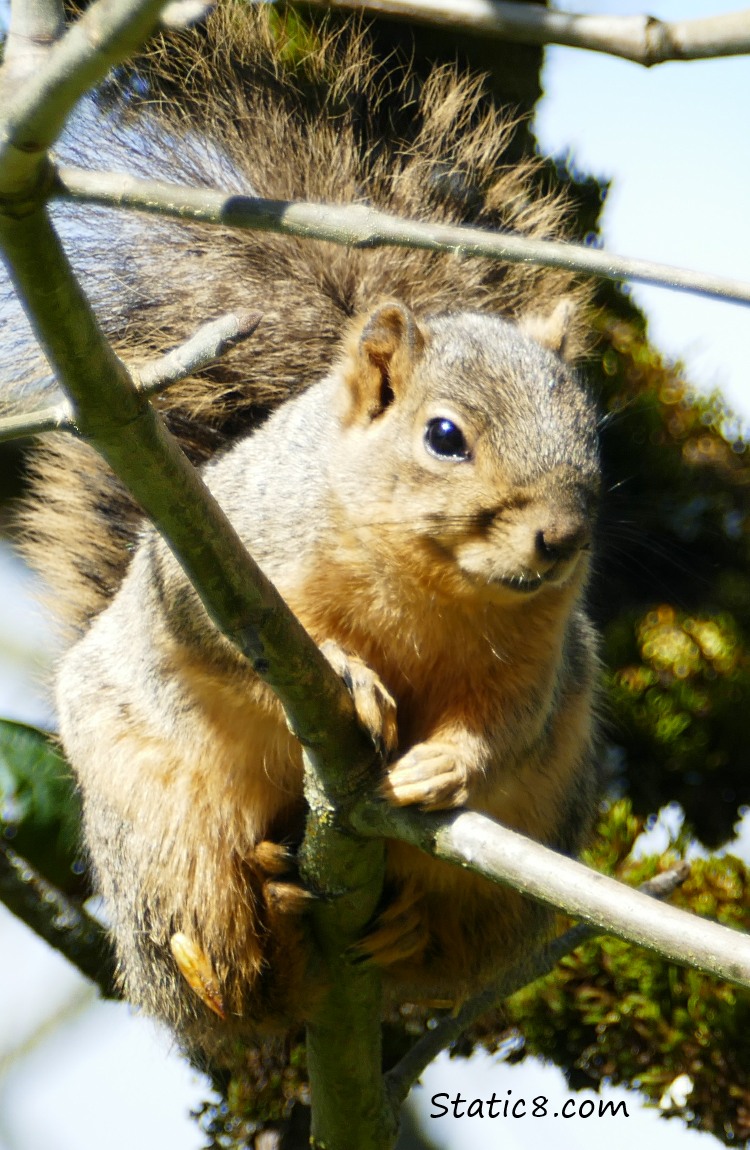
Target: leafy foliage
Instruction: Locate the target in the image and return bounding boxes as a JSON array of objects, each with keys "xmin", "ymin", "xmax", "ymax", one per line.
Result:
[
  {"xmin": 0, "ymin": 718, "xmax": 85, "ymax": 895},
  {"xmin": 503, "ymin": 801, "xmax": 750, "ymax": 1144},
  {"xmin": 587, "ymin": 301, "xmax": 750, "ymax": 846}
]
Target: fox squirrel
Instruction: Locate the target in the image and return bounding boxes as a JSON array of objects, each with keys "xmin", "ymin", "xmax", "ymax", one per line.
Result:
[{"xmin": 11, "ymin": 4, "xmax": 601, "ymax": 1064}]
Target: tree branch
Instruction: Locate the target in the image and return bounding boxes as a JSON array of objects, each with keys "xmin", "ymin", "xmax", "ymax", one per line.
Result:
[
  {"xmin": 0, "ymin": 205, "xmax": 391, "ymax": 1150},
  {"xmin": 300, "ymin": 795, "xmax": 394, "ymax": 1149},
  {"xmin": 0, "ymin": 0, "xmax": 169, "ymax": 198},
  {"xmin": 384, "ymin": 862, "xmax": 691, "ymax": 1106},
  {"xmin": 301, "ymin": 1, "xmax": 750, "ymax": 67},
  {"xmin": 3, "ymin": 0, "xmax": 65, "ymax": 86},
  {"xmin": 0, "ymin": 200, "xmax": 391, "ymax": 1146},
  {"xmin": 55, "ymin": 165, "xmax": 750, "ymax": 308},
  {"xmin": 352, "ymin": 803, "xmax": 750, "ymax": 989},
  {"xmin": 0, "ymin": 843, "xmax": 117, "ymax": 995}
]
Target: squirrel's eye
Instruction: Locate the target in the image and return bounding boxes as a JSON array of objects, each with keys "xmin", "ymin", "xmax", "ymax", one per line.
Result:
[{"xmin": 424, "ymin": 417, "xmax": 469, "ymax": 461}]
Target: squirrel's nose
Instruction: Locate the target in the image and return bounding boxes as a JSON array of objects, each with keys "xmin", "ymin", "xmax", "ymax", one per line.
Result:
[{"xmin": 535, "ymin": 516, "xmax": 591, "ymax": 565}]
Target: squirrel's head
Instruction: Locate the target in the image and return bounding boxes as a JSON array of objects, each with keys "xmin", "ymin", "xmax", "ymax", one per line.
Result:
[{"xmin": 331, "ymin": 300, "xmax": 600, "ymax": 605}]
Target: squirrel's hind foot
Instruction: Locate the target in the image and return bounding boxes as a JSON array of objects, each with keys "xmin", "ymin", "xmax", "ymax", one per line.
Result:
[
  {"xmin": 353, "ymin": 881, "xmax": 429, "ymax": 968},
  {"xmin": 250, "ymin": 840, "xmax": 317, "ymax": 915}
]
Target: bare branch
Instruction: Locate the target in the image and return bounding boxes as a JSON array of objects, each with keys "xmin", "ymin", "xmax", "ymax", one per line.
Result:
[
  {"xmin": 135, "ymin": 308, "xmax": 262, "ymax": 395},
  {"xmin": 1, "ymin": 163, "xmax": 390, "ymax": 1150},
  {"xmin": 0, "ymin": 843, "xmax": 117, "ymax": 995},
  {"xmin": 3, "ymin": 0, "xmax": 65, "ymax": 87},
  {"xmin": 353, "ymin": 803, "xmax": 750, "ymax": 989},
  {"xmin": 0, "ymin": 310, "xmax": 262, "ymax": 443},
  {"xmin": 158, "ymin": 0, "xmax": 212, "ymax": 28},
  {"xmin": 304, "ymin": 1, "xmax": 750, "ymax": 66},
  {"xmin": 0, "ymin": 0, "xmax": 392, "ymax": 1129},
  {"xmin": 0, "ymin": 0, "xmax": 169, "ymax": 197},
  {"xmin": 7, "ymin": 0, "xmax": 64, "ymax": 44},
  {"xmin": 385, "ymin": 861, "xmax": 692, "ymax": 1105},
  {"xmin": 637, "ymin": 862, "xmax": 692, "ymax": 899},
  {"xmin": 0, "ymin": 402, "xmax": 70, "ymax": 443},
  {"xmin": 56, "ymin": 166, "xmax": 750, "ymax": 308}
]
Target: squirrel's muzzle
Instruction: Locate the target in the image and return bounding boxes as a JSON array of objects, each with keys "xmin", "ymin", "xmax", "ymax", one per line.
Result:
[
  {"xmin": 535, "ymin": 513, "xmax": 591, "ymax": 566},
  {"xmin": 457, "ymin": 479, "xmax": 596, "ymax": 596}
]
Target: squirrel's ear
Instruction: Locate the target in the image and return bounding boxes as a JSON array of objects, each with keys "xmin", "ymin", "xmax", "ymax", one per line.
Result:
[
  {"xmin": 519, "ymin": 298, "xmax": 576, "ymax": 360},
  {"xmin": 340, "ymin": 302, "xmax": 426, "ymax": 424}
]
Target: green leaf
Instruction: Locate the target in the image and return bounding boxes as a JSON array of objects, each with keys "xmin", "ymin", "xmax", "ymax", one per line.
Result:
[{"xmin": 0, "ymin": 718, "xmax": 85, "ymax": 895}]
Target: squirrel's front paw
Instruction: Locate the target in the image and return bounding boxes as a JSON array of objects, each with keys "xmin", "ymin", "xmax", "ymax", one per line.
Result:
[
  {"xmin": 320, "ymin": 640, "xmax": 398, "ymax": 758},
  {"xmin": 381, "ymin": 742, "xmax": 469, "ymax": 810}
]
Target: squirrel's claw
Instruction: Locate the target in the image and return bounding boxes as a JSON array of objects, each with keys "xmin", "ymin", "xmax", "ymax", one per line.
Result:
[
  {"xmin": 170, "ymin": 932, "xmax": 227, "ymax": 1020},
  {"xmin": 381, "ymin": 742, "xmax": 470, "ymax": 810},
  {"xmin": 353, "ymin": 883, "xmax": 429, "ymax": 967},
  {"xmin": 249, "ymin": 840, "xmax": 317, "ymax": 915},
  {"xmin": 251, "ymin": 839, "xmax": 296, "ymax": 877},
  {"xmin": 320, "ymin": 640, "xmax": 398, "ymax": 758},
  {"xmin": 264, "ymin": 880, "xmax": 318, "ymax": 915}
]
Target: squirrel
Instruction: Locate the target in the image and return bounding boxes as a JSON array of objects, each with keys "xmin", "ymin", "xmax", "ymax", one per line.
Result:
[{"xmin": 9, "ymin": 3, "xmax": 602, "ymax": 1066}]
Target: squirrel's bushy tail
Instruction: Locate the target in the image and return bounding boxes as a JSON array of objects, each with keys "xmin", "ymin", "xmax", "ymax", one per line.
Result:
[{"xmin": 11, "ymin": 2, "xmax": 589, "ymax": 640}]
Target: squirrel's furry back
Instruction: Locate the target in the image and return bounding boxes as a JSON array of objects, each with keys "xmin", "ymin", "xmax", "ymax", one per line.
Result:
[{"xmin": 15, "ymin": 2, "xmax": 589, "ymax": 639}]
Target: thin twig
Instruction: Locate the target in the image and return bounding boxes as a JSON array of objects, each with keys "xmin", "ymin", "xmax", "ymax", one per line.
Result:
[
  {"xmin": 636, "ymin": 862, "xmax": 692, "ymax": 899},
  {"xmin": 0, "ymin": 843, "xmax": 117, "ymax": 995},
  {"xmin": 55, "ymin": 166, "xmax": 750, "ymax": 308},
  {"xmin": 0, "ymin": 402, "xmax": 70, "ymax": 443},
  {"xmin": 0, "ymin": 310, "xmax": 263, "ymax": 443},
  {"xmin": 6, "ymin": 0, "xmax": 64, "ymax": 44},
  {"xmin": 136, "ymin": 309, "xmax": 262, "ymax": 397},
  {"xmin": 158, "ymin": 0, "xmax": 212, "ymax": 28},
  {"xmin": 304, "ymin": 1, "xmax": 750, "ymax": 67},
  {"xmin": 0, "ymin": 983, "xmax": 97, "ymax": 1076},
  {"xmin": 385, "ymin": 861, "xmax": 691, "ymax": 1105}
]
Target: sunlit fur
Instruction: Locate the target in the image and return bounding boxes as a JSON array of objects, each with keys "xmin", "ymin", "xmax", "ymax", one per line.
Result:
[{"xmin": 55, "ymin": 299, "xmax": 601, "ymax": 1060}]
